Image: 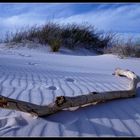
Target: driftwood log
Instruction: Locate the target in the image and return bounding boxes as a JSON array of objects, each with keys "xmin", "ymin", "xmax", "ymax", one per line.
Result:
[{"xmin": 0, "ymin": 68, "xmax": 139, "ymax": 117}]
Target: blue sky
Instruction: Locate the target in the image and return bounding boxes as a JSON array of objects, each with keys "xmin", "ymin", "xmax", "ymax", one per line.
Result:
[{"xmin": 0, "ymin": 3, "xmax": 140, "ymax": 38}]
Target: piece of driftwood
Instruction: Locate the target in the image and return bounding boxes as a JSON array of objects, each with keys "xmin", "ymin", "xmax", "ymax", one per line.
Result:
[{"xmin": 0, "ymin": 68, "xmax": 139, "ymax": 117}]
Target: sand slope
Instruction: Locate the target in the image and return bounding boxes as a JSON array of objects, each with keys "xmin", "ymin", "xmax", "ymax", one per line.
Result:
[{"xmin": 0, "ymin": 45, "xmax": 140, "ymax": 136}]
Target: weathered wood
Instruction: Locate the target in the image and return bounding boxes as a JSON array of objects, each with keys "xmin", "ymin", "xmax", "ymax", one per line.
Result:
[{"xmin": 0, "ymin": 68, "xmax": 139, "ymax": 117}]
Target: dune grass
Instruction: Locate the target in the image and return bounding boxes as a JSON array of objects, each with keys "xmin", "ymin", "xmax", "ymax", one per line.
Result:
[
  {"xmin": 2, "ymin": 22, "xmax": 139, "ymax": 57},
  {"xmin": 3, "ymin": 22, "xmax": 113, "ymax": 53},
  {"xmin": 104, "ymin": 38, "xmax": 140, "ymax": 58}
]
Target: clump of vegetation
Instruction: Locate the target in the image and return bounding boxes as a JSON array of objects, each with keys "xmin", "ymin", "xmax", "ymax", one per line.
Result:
[
  {"xmin": 61, "ymin": 24, "xmax": 113, "ymax": 53},
  {"xmin": 2, "ymin": 22, "xmax": 140, "ymax": 58},
  {"xmin": 3, "ymin": 22, "xmax": 113, "ymax": 53},
  {"xmin": 61, "ymin": 24, "xmax": 95, "ymax": 50},
  {"xmin": 104, "ymin": 38, "xmax": 140, "ymax": 58},
  {"xmin": 48, "ymin": 38, "xmax": 61, "ymax": 52}
]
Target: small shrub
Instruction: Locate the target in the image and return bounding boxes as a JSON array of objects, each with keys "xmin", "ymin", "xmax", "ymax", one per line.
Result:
[
  {"xmin": 61, "ymin": 24, "xmax": 100, "ymax": 50},
  {"xmin": 4, "ymin": 22, "xmax": 113, "ymax": 53},
  {"xmin": 49, "ymin": 39, "xmax": 61, "ymax": 52},
  {"xmin": 104, "ymin": 38, "xmax": 140, "ymax": 58}
]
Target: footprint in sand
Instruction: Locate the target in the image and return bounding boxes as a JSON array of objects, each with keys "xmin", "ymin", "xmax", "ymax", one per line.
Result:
[
  {"xmin": 27, "ymin": 62, "xmax": 38, "ymax": 66},
  {"xmin": 0, "ymin": 115, "xmax": 28, "ymax": 131},
  {"xmin": 18, "ymin": 53, "xmax": 31, "ymax": 57},
  {"xmin": 46, "ymin": 86, "xmax": 58, "ymax": 91},
  {"xmin": 65, "ymin": 78, "xmax": 75, "ymax": 82}
]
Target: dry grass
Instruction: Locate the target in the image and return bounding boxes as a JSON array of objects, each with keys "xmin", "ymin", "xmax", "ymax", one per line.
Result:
[
  {"xmin": 104, "ymin": 38, "xmax": 140, "ymax": 58},
  {"xmin": 48, "ymin": 39, "xmax": 61, "ymax": 52},
  {"xmin": 3, "ymin": 22, "xmax": 113, "ymax": 53}
]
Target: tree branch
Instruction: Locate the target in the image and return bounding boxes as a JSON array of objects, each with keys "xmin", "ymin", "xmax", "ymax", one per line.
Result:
[{"xmin": 0, "ymin": 68, "xmax": 139, "ymax": 117}]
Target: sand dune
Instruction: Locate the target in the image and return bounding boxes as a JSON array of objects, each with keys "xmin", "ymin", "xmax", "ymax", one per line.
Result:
[{"xmin": 0, "ymin": 45, "xmax": 140, "ymax": 136}]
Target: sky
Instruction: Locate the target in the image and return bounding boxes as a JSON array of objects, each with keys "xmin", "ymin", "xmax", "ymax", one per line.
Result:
[{"xmin": 0, "ymin": 3, "xmax": 140, "ymax": 39}]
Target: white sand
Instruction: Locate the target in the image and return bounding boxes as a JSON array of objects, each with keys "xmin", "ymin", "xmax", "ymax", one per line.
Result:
[{"xmin": 0, "ymin": 43, "xmax": 140, "ymax": 136}]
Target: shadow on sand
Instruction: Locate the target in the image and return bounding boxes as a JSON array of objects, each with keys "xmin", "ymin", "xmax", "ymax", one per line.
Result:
[{"xmin": 42, "ymin": 86, "xmax": 140, "ymax": 136}]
